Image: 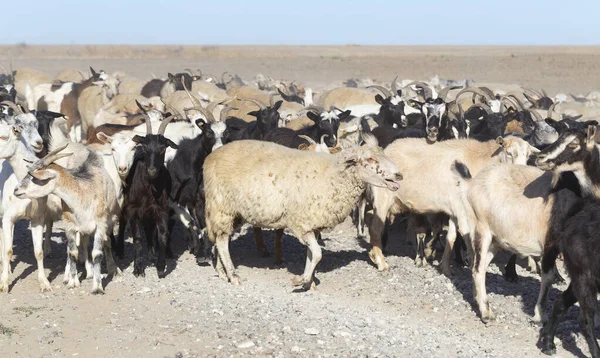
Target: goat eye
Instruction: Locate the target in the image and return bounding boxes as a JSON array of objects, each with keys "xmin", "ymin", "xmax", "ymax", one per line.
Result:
[{"xmin": 568, "ymin": 141, "xmax": 579, "ymax": 149}]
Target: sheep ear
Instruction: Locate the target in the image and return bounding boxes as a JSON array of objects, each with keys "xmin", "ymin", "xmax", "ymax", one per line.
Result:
[
  {"xmin": 166, "ymin": 139, "xmax": 179, "ymax": 149},
  {"xmin": 31, "ymin": 169, "xmax": 57, "ymax": 181},
  {"xmin": 495, "ymin": 136, "xmax": 505, "ymax": 147},
  {"xmin": 298, "ymin": 143, "xmax": 309, "ymax": 150},
  {"xmin": 96, "ymin": 132, "xmax": 112, "ymax": 144},
  {"xmin": 329, "ymin": 146, "xmax": 343, "ymax": 154},
  {"xmin": 586, "ymin": 125, "xmax": 597, "ymax": 150}
]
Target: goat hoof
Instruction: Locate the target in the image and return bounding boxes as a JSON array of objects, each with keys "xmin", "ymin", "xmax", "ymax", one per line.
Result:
[
  {"xmin": 414, "ymin": 257, "xmax": 425, "ymax": 267},
  {"xmin": 133, "ymin": 268, "xmax": 145, "ymax": 277},
  {"xmin": 229, "ymin": 274, "xmax": 241, "ymax": 285},
  {"xmin": 481, "ymin": 312, "xmax": 496, "ymax": 324},
  {"xmin": 540, "ymin": 337, "xmax": 556, "ymax": 356},
  {"xmin": 0, "ymin": 281, "xmax": 9, "ymax": 293},
  {"xmin": 39, "ymin": 280, "xmax": 52, "ymax": 292},
  {"xmin": 157, "ymin": 270, "xmax": 167, "ymax": 279},
  {"xmin": 66, "ymin": 278, "xmax": 80, "ymax": 289},
  {"xmin": 91, "ymin": 287, "xmax": 105, "ymax": 295}
]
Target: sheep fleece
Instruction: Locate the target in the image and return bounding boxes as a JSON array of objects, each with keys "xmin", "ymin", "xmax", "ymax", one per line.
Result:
[{"xmin": 204, "ymin": 140, "xmax": 364, "ymax": 239}]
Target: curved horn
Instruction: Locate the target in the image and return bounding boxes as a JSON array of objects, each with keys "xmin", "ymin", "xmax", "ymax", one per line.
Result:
[
  {"xmin": 161, "ymin": 99, "xmax": 186, "ymax": 120},
  {"xmin": 304, "ymin": 105, "xmax": 326, "ymax": 114},
  {"xmin": 220, "ymin": 106, "xmax": 237, "ymax": 121},
  {"xmin": 547, "ymin": 102, "xmax": 558, "ymax": 119},
  {"xmin": 523, "ymin": 87, "xmax": 543, "ymax": 99},
  {"xmin": 437, "ymin": 85, "xmax": 461, "ymax": 102},
  {"xmin": 367, "ymin": 85, "xmax": 392, "ymax": 98},
  {"xmin": 528, "ymin": 108, "xmax": 543, "ymax": 121},
  {"xmin": 471, "ymin": 103, "xmax": 494, "ymax": 116},
  {"xmin": 239, "ymin": 97, "xmax": 266, "ymax": 110},
  {"xmin": 221, "ymin": 72, "xmax": 234, "ymax": 85},
  {"xmin": 541, "ymin": 88, "xmax": 549, "ymax": 97},
  {"xmin": 135, "ymin": 99, "xmax": 148, "ymax": 114},
  {"xmin": 18, "ymin": 101, "xmax": 30, "ymax": 114},
  {"xmin": 0, "ymin": 100, "xmax": 22, "ymax": 114},
  {"xmin": 479, "ymin": 87, "xmax": 496, "ymax": 99},
  {"xmin": 455, "ymin": 87, "xmax": 494, "ymax": 103},
  {"xmin": 319, "ymin": 134, "xmax": 329, "ymax": 145},
  {"xmin": 298, "ymin": 135, "xmax": 317, "ymax": 146},
  {"xmin": 157, "ymin": 115, "xmax": 175, "ymax": 135},
  {"xmin": 40, "ymin": 141, "xmax": 70, "ymax": 166},
  {"xmin": 184, "ymin": 106, "xmax": 216, "ymax": 123},
  {"xmin": 0, "ymin": 64, "xmax": 6, "ymax": 75},
  {"xmin": 181, "ymin": 76, "xmax": 203, "ymax": 107},
  {"xmin": 403, "ymin": 81, "xmax": 433, "ymax": 100},
  {"xmin": 458, "ymin": 103, "xmax": 464, "ymax": 119},
  {"xmin": 390, "ymin": 76, "xmax": 399, "ymax": 94},
  {"xmin": 184, "ymin": 68, "xmax": 195, "ymax": 76},
  {"xmin": 503, "ymin": 94, "xmax": 525, "ymax": 110}
]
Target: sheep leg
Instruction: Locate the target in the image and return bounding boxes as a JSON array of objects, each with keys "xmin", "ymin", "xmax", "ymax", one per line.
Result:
[
  {"xmin": 274, "ymin": 229, "xmax": 284, "ymax": 265},
  {"xmin": 66, "ymin": 231, "xmax": 80, "ymax": 289},
  {"xmin": 0, "ymin": 218, "xmax": 14, "ymax": 292},
  {"xmin": 472, "ymin": 224, "xmax": 495, "ymax": 323},
  {"xmin": 540, "ymin": 284, "xmax": 576, "ymax": 356},
  {"xmin": 253, "ymin": 227, "xmax": 270, "ymax": 257},
  {"xmin": 574, "ymin": 279, "xmax": 600, "ymax": 358},
  {"xmin": 215, "ymin": 234, "xmax": 239, "ymax": 285},
  {"xmin": 131, "ymin": 219, "xmax": 145, "ymax": 277},
  {"xmin": 212, "ymin": 245, "xmax": 227, "ymax": 280},
  {"xmin": 155, "ymin": 218, "xmax": 168, "ymax": 279},
  {"xmin": 90, "ymin": 229, "xmax": 105, "ymax": 295},
  {"xmin": 503, "ymin": 254, "xmax": 518, "ymax": 282},
  {"xmin": 292, "ymin": 232, "xmax": 322, "ymax": 290},
  {"xmin": 368, "ymin": 188, "xmax": 393, "ymax": 271},
  {"xmin": 441, "ymin": 218, "xmax": 457, "ymax": 277},
  {"xmin": 43, "ymin": 218, "xmax": 53, "ymax": 258},
  {"xmin": 357, "ymin": 196, "xmax": 367, "ymax": 237},
  {"xmin": 31, "ymin": 220, "xmax": 51, "ymax": 292}
]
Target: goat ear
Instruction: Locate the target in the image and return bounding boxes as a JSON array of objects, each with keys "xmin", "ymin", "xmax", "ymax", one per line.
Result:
[
  {"xmin": 545, "ymin": 118, "xmax": 558, "ymax": 128},
  {"xmin": 96, "ymin": 132, "xmax": 112, "ymax": 144},
  {"xmin": 168, "ymin": 73, "xmax": 175, "ymax": 81},
  {"xmin": 90, "ymin": 66, "xmax": 98, "ymax": 77},
  {"xmin": 132, "ymin": 135, "xmax": 145, "ymax": 144},
  {"xmin": 298, "ymin": 143, "xmax": 309, "ymax": 150},
  {"xmin": 11, "ymin": 124, "xmax": 22, "ymax": 137},
  {"xmin": 586, "ymin": 125, "xmax": 597, "ymax": 150},
  {"xmin": 338, "ymin": 110, "xmax": 352, "ymax": 121},
  {"xmin": 31, "ymin": 169, "xmax": 57, "ymax": 181},
  {"xmin": 247, "ymin": 110, "xmax": 260, "ymax": 118},
  {"xmin": 495, "ymin": 136, "xmax": 505, "ymax": 147},
  {"xmin": 166, "ymin": 139, "xmax": 179, "ymax": 149},
  {"xmin": 93, "ymin": 80, "xmax": 104, "ymax": 86},
  {"xmin": 195, "ymin": 118, "xmax": 207, "ymax": 129},
  {"xmin": 375, "ymin": 95, "xmax": 385, "ymax": 105},
  {"xmin": 273, "ymin": 100, "xmax": 283, "ymax": 111},
  {"xmin": 307, "ymin": 111, "xmax": 320, "ymax": 122},
  {"xmin": 523, "ymin": 93, "xmax": 537, "ymax": 106},
  {"xmin": 396, "ymin": 89, "xmax": 402, "ymax": 97}
]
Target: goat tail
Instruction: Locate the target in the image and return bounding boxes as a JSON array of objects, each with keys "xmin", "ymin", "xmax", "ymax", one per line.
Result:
[{"xmin": 451, "ymin": 160, "xmax": 472, "ymax": 181}]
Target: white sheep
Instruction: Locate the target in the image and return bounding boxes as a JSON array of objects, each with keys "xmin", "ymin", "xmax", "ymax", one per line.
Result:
[{"xmin": 203, "ymin": 134, "xmax": 402, "ymax": 289}]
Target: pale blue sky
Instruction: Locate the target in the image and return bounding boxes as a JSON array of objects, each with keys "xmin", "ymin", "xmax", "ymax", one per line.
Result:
[{"xmin": 1, "ymin": 0, "xmax": 598, "ymax": 45}]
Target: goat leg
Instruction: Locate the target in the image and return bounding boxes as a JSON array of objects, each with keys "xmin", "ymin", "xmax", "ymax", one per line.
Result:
[
  {"xmin": 539, "ymin": 284, "xmax": 576, "ymax": 355},
  {"xmin": 503, "ymin": 254, "xmax": 518, "ymax": 282},
  {"xmin": 131, "ymin": 220, "xmax": 145, "ymax": 277},
  {"xmin": 156, "ymin": 218, "xmax": 168, "ymax": 279}
]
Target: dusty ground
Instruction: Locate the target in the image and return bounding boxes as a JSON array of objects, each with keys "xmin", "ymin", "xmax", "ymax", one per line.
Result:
[{"xmin": 0, "ymin": 46, "xmax": 597, "ymax": 357}]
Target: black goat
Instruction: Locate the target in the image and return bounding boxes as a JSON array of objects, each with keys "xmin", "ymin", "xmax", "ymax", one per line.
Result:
[
  {"xmin": 167, "ymin": 108, "xmax": 231, "ymax": 262},
  {"xmin": 523, "ymin": 88, "xmax": 554, "ymax": 110},
  {"xmin": 141, "ymin": 72, "xmax": 199, "ymax": 98},
  {"xmin": 121, "ymin": 115, "xmax": 178, "ymax": 278},
  {"xmin": 264, "ymin": 108, "xmax": 348, "ymax": 148},
  {"xmin": 226, "ymin": 99, "xmax": 282, "ymax": 141}
]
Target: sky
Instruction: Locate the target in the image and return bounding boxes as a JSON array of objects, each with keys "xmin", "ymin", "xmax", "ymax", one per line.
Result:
[{"xmin": 1, "ymin": 0, "xmax": 599, "ymax": 45}]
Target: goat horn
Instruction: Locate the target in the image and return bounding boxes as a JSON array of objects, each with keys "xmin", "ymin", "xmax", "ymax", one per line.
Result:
[
  {"xmin": 304, "ymin": 105, "xmax": 326, "ymax": 114},
  {"xmin": 458, "ymin": 103, "xmax": 464, "ymax": 119},
  {"xmin": 157, "ymin": 115, "xmax": 175, "ymax": 135},
  {"xmin": 161, "ymin": 99, "xmax": 186, "ymax": 120},
  {"xmin": 471, "ymin": 103, "xmax": 494, "ymax": 116},
  {"xmin": 144, "ymin": 113, "xmax": 153, "ymax": 134},
  {"xmin": 0, "ymin": 64, "xmax": 7, "ymax": 75},
  {"xmin": 523, "ymin": 87, "xmax": 542, "ymax": 99},
  {"xmin": 40, "ymin": 141, "xmax": 70, "ymax": 167},
  {"xmin": 181, "ymin": 77, "xmax": 203, "ymax": 107},
  {"xmin": 184, "ymin": 68, "xmax": 195, "ymax": 76},
  {"xmin": 0, "ymin": 100, "xmax": 22, "ymax": 114},
  {"xmin": 220, "ymin": 106, "xmax": 237, "ymax": 121},
  {"xmin": 18, "ymin": 101, "xmax": 30, "ymax": 114},
  {"xmin": 547, "ymin": 102, "xmax": 558, "ymax": 119},
  {"xmin": 437, "ymin": 86, "xmax": 461, "ymax": 102},
  {"xmin": 390, "ymin": 76, "xmax": 399, "ymax": 94},
  {"xmin": 319, "ymin": 134, "xmax": 329, "ymax": 145},
  {"xmin": 541, "ymin": 88, "xmax": 549, "ymax": 97},
  {"xmin": 528, "ymin": 108, "xmax": 543, "ymax": 121},
  {"xmin": 222, "ymin": 72, "xmax": 234, "ymax": 84},
  {"xmin": 455, "ymin": 87, "xmax": 494, "ymax": 103},
  {"xmin": 298, "ymin": 135, "xmax": 317, "ymax": 146},
  {"xmin": 135, "ymin": 99, "xmax": 148, "ymax": 114},
  {"xmin": 479, "ymin": 87, "xmax": 496, "ymax": 99},
  {"xmin": 184, "ymin": 106, "xmax": 216, "ymax": 123},
  {"xmin": 505, "ymin": 94, "xmax": 525, "ymax": 110},
  {"xmin": 367, "ymin": 85, "xmax": 392, "ymax": 98},
  {"xmin": 239, "ymin": 98, "xmax": 266, "ymax": 110},
  {"xmin": 403, "ymin": 81, "xmax": 433, "ymax": 100}
]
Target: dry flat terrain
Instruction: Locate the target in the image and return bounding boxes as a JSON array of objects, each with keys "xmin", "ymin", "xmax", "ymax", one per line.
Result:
[{"xmin": 0, "ymin": 45, "xmax": 598, "ymax": 357}]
